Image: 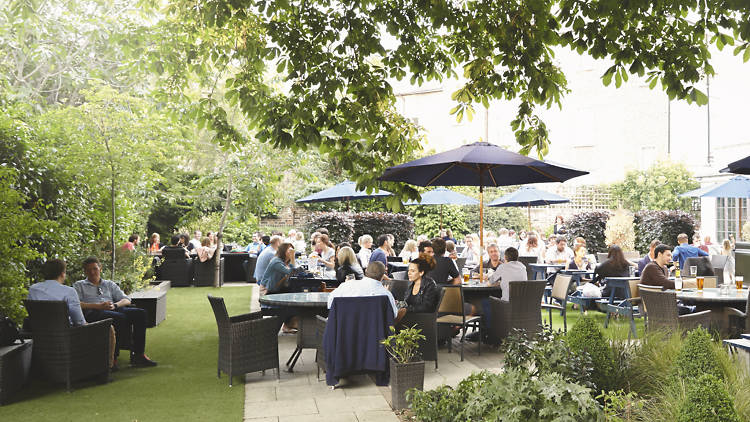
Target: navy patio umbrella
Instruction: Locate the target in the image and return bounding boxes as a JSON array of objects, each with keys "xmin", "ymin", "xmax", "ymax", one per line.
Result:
[
  {"xmin": 488, "ymin": 186, "xmax": 570, "ymax": 231},
  {"xmin": 680, "ymin": 175, "xmax": 750, "ymax": 236},
  {"xmin": 296, "ymin": 180, "xmax": 392, "ymax": 210},
  {"xmin": 379, "ymin": 141, "xmax": 588, "ymax": 278},
  {"xmin": 720, "ymin": 155, "xmax": 750, "ymax": 175},
  {"xmin": 403, "ymin": 187, "xmax": 479, "ymax": 230}
]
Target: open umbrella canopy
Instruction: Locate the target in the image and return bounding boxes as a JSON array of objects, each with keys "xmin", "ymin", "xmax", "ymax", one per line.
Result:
[
  {"xmin": 296, "ymin": 180, "xmax": 392, "ymax": 203},
  {"xmin": 488, "ymin": 186, "xmax": 570, "ymax": 207},
  {"xmin": 403, "ymin": 187, "xmax": 479, "ymax": 206},
  {"xmin": 679, "ymin": 175, "xmax": 750, "ymax": 198},
  {"xmin": 720, "ymin": 155, "xmax": 750, "ymax": 175},
  {"xmin": 379, "ymin": 142, "xmax": 588, "ymax": 187}
]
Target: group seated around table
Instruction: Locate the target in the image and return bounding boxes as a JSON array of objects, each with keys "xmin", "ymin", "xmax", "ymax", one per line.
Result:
[
  {"xmin": 544, "ymin": 236, "xmax": 574, "ymax": 264},
  {"xmin": 26, "ymin": 258, "xmax": 157, "ymax": 373},
  {"xmin": 639, "ymin": 243, "xmax": 697, "ymax": 315},
  {"xmin": 327, "ymin": 261, "xmax": 398, "ymax": 318}
]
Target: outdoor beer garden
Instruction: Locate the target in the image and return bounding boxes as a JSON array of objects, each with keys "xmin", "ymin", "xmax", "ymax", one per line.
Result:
[{"xmin": 3, "ymin": 2, "xmax": 750, "ymax": 422}]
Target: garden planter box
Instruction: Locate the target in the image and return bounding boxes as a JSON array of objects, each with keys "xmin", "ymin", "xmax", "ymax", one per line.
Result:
[{"xmin": 390, "ymin": 359, "xmax": 424, "ymax": 410}]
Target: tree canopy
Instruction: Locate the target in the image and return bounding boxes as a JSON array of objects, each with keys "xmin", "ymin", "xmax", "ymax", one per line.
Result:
[
  {"xmin": 610, "ymin": 160, "xmax": 700, "ymax": 212},
  {"xmin": 138, "ymin": 0, "xmax": 750, "ymax": 199}
]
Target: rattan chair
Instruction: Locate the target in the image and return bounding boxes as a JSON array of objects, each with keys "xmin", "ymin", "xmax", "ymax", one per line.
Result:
[
  {"xmin": 391, "ymin": 271, "xmax": 407, "ymax": 280},
  {"xmin": 436, "ymin": 286, "xmax": 481, "ymax": 361},
  {"xmin": 518, "ymin": 256, "xmax": 537, "ymax": 281},
  {"xmin": 385, "ymin": 279, "xmax": 410, "ymax": 302},
  {"xmin": 244, "ymin": 256, "xmax": 258, "ymax": 283},
  {"xmin": 23, "ymin": 300, "xmax": 112, "ymax": 391},
  {"xmin": 207, "ymin": 295, "xmax": 280, "ymax": 386},
  {"xmin": 488, "ymin": 280, "xmax": 546, "ymax": 343},
  {"xmin": 683, "ymin": 256, "xmax": 714, "ymax": 276},
  {"xmin": 541, "ymin": 274, "xmax": 573, "ymax": 332},
  {"xmin": 638, "ymin": 288, "xmax": 712, "ymax": 333},
  {"xmin": 159, "ymin": 248, "xmax": 195, "ymax": 287},
  {"xmin": 398, "ymin": 288, "xmax": 446, "ymax": 369},
  {"xmin": 726, "ymin": 294, "xmax": 750, "ymax": 335},
  {"xmin": 195, "ymin": 255, "xmax": 225, "ymax": 287}
]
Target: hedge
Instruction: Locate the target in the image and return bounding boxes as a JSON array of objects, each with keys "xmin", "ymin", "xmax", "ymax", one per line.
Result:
[
  {"xmin": 566, "ymin": 211, "xmax": 609, "ymax": 254},
  {"xmin": 305, "ymin": 211, "xmax": 414, "ymax": 249},
  {"xmin": 566, "ymin": 316, "xmax": 616, "ymax": 393},
  {"xmin": 677, "ymin": 374, "xmax": 740, "ymax": 422},
  {"xmin": 634, "ymin": 210, "xmax": 697, "ymax": 254}
]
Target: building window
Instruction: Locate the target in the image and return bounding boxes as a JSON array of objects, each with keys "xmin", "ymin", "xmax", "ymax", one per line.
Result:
[{"xmin": 716, "ymin": 197, "xmax": 748, "ymax": 241}]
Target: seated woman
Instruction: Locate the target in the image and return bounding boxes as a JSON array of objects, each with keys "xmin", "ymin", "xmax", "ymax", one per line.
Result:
[
  {"xmin": 357, "ymin": 234, "xmax": 373, "ymax": 267},
  {"xmin": 399, "ymin": 239, "xmax": 419, "ymax": 261},
  {"xmin": 335, "ymin": 246, "xmax": 364, "ymax": 283},
  {"xmin": 196, "ymin": 237, "xmax": 217, "ymax": 262},
  {"xmin": 594, "ymin": 245, "xmax": 631, "ymax": 298},
  {"xmin": 148, "ymin": 233, "xmax": 164, "ymax": 253},
  {"xmin": 311, "ymin": 234, "xmax": 336, "ymax": 270},
  {"xmin": 260, "ymin": 243, "xmax": 299, "ymax": 332},
  {"xmin": 395, "ymin": 254, "xmax": 441, "ymax": 323},
  {"xmin": 566, "ymin": 244, "xmax": 593, "ymax": 271}
]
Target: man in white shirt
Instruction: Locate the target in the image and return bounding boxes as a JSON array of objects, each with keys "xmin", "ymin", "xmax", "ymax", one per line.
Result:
[
  {"xmin": 327, "ymin": 261, "xmax": 398, "ymax": 317},
  {"xmin": 545, "ymin": 236, "xmax": 574, "ymax": 264},
  {"xmin": 488, "ymin": 247, "xmax": 528, "ymax": 301},
  {"xmin": 188, "ymin": 230, "xmax": 202, "ymax": 251}
]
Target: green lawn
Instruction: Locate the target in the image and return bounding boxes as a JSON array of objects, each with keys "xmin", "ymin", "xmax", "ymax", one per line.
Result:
[
  {"xmin": 543, "ymin": 303, "xmax": 646, "ymax": 339},
  {"xmin": 0, "ymin": 286, "xmax": 253, "ymax": 422}
]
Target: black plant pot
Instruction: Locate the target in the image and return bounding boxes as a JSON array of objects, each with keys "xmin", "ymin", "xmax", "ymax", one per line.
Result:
[{"xmin": 390, "ymin": 359, "xmax": 425, "ymax": 410}]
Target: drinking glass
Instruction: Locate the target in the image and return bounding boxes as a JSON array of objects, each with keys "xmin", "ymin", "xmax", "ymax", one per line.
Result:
[
  {"xmin": 696, "ymin": 276, "xmax": 704, "ymax": 291},
  {"xmin": 675, "ymin": 277, "xmax": 682, "ymax": 292},
  {"xmin": 402, "ymin": 256, "xmax": 409, "ymax": 264},
  {"xmin": 689, "ymin": 266, "xmax": 697, "ymax": 278},
  {"xmin": 737, "ymin": 275, "xmax": 744, "ymax": 290},
  {"xmin": 462, "ymin": 268, "xmax": 470, "ymax": 283}
]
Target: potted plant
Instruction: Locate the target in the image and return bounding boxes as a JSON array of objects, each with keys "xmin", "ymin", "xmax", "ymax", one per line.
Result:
[{"xmin": 381, "ymin": 324, "xmax": 426, "ymax": 410}]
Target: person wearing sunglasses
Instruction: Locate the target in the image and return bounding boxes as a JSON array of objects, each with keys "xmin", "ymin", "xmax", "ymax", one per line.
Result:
[{"xmin": 74, "ymin": 256, "xmax": 157, "ymax": 368}]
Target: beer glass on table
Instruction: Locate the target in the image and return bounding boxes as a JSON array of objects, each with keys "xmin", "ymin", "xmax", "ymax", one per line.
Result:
[
  {"xmin": 737, "ymin": 275, "xmax": 744, "ymax": 290},
  {"xmin": 696, "ymin": 276, "xmax": 704, "ymax": 291}
]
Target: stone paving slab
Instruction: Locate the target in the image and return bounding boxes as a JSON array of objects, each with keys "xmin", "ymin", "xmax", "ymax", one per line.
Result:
[{"xmin": 244, "ymin": 284, "xmax": 503, "ymax": 421}]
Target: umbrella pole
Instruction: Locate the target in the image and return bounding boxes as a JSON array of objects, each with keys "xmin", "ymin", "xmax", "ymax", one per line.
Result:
[
  {"xmin": 479, "ymin": 178, "xmax": 484, "ymax": 282},
  {"xmin": 528, "ymin": 205, "xmax": 532, "ymax": 231},
  {"xmin": 440, "ymin": 204, "xmax": 443, "ymax": 231}
]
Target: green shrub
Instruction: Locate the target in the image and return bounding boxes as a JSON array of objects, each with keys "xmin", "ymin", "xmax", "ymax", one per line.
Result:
[
  {"xmin": 566, "ymin": 211, "xmax": 609, "ymax": 254},
  {"xmin": 677, "ymin": 374, "xmax": 740, "ymax": 422},
  {"xmin": 674, "ymin": 327, "xmax": 723, "ymax": 381},
  {"xmin": 567, "ymin": 317, "xmax": 616, "ymax": 393},
  {"xmin": 351, "ymin": 211, "xmax": 414, "ymax": 250},
  {"xmin": 408, "ymin": 205, "xmax": 469, "ymax": 239},
  {"xmin": 634, "ymin": 210, "xmax": 697, "ymax": 254},
  {"xmin": 408, "ymin": 369, "xmax": 604, "ymax": 422},
  {"xmin": 305, "ymin": 212, "xmax": 355, "ymax": 245},
  {"xmin": 503, "ymin": 327, "xmax": 594, "ymax": 389}
]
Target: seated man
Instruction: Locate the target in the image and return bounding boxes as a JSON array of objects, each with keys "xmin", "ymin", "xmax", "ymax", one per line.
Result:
[
  {"xmin": 640, "ymin": 244, "xmax": 675, "ymax": 290},
  {"xmin": 545, "ymin": 236, "xmax": 574, "ymax": 264},
  {"xmin": 369, "ymin": 234, "xmax": 390, "ymax": 267},
  {"xmin": 327, "ymin": 261, "xmax": 398, "ymax": 318},
  {"xmin": 488, "ymin": 247, "xmax": 528, "ymax": 301},
  {"xmin": 28, "ymin": 259, "xmax": 117, "ymax": 370},
  {"xmin": 426, "ymin": 238, "xmax": 460, "ymax": 286},
  {"xmin": 472, "ymin": 243, "xmax": 503, "ymax": 275},
  {"xmin": 74, "ymin": 256, "xmax": 157, "ymax": 367},
  {"xmin": 672, "ymin": 232, "xmax": 708, "ymax": 271}
]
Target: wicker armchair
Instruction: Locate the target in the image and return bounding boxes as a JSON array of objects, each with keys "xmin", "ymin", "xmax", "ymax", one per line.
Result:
[
  {"xmin": 195, "ymin": 255, "xmax": 225, "ymax": 287},
  {"xmin": 159, "ymin": 248, "xmax": 195, "ymax": 287},
  {"xmin": 385, "ymin": 279, "xmax": 410, "ymax": 302},
  {"xmin": 638, "ymin": 289, "xmax": 712, "ymax": 333},
  {"xmin": 726, "ymin": 293, "xmax": 750, "ymax": 335},
  {"xmin": 207, "ymin": 295, "xmax": 279, "ymax": 386},
  {"xmin": 488, "ymin": 280, "xmax": 546, "ymax": 343},
  {"xmin": 397, "ymin": 288, "xmax": 446, "ymax": 369},
  {"xmin": 23, "ymin": 300, "xmax": 112, "ymax": 391}
]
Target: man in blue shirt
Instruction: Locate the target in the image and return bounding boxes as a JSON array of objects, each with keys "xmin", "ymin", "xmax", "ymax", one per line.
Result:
[
  {"xmin": 245, "ymin": 232, "xmax": 264, "ymax": 255},
  {"xmin": 369, "ymin": 234, "xmax": 390, "ymax": 267},
  {"xmin": 254, "ymin": 235, "xmax": 281, "ymax": 282},
  {"xmin": 74, "ymin": 256, "xmax": 157, "ymax": 368},
  {"xmin": 28, "ymin": 259, "xmax": 86, "ymax": 326},
  {"xmin": 672, "ymin": 233, "xmax": 708, "ymax": 270}
]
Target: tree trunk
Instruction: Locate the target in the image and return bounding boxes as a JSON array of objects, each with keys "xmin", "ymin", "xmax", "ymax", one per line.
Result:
[
  {"xmin": 103, "ymin": 136, "xmax": 116, "ymax": 281},
  {"xmin": 216, "ymin": 173, "xmax": 233, "ymax": 287}
]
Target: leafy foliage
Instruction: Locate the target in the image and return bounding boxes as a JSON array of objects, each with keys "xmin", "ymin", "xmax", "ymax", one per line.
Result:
[
  {"xmin": 408, "ymin": 369, "xmax": 604, "ymax": 422},
  {"xmin": 677, "ymin": 374, "xmax": 740, "ymax": 422},
  {"xmin": 351, "ymin": 212, "xmax": 414, "ymax": 250},
  {"xmin": 566, "ymin": 212, "xmax": 610, "ymax": 254},
  {"xmin": 408, "ymin": 205, "xmax": 470, "ymax": 239},
  {"xmin": 674, "ymin": 327, "xmax": 723, "ymax": 381},
  {"xmin": 566, "ymin": 317, "xmax": 616, "ymax": 394},
  {"xmin": 305, "ymin": 212, "xmax": 355, "ymax": 245},
  {"xmin": 502, "ymin": 327, "xmax": 593, "ymax": 389},
  {"xmin": 634, "ymin": 210, "xmax": 697, "ymax": 253},
  {"xmin": 605, "ymin": 209, "xmax": 636, "ymax": 251},
  {"xmin": 597, "ymin": 390, "xmax": 643, "ymax": 422},
  {"xmin": 0, "ymin": 168, "xmax": 46, "ymax": 323},
  {"xmin": 465, "ymin": 206, "xmax": 527, "ymax": 234},
  {"xmin": 381, "ymin": 325, "xmax": 425, "ymax": 364},
  {"xmin": 610, "ymin": 161, "xmax": 699, "ymax": 212}
]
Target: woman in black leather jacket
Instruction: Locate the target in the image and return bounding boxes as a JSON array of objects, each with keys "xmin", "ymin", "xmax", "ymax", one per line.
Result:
[{"xmin": 404, "ymin": 254, "xmax": 440, "ymax": 313}]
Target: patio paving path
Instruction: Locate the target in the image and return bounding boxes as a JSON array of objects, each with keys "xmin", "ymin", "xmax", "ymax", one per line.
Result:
[{"xmin": 243, "ymin": 285, "xmax": 504, "ymax": 421}]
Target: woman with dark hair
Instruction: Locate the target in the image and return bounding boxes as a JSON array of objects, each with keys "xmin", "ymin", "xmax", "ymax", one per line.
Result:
[
  {"xmin": 311, "ymin": 234, "xmax": 335, "ymax": 269},
  {"xmin": 260, "ymin": 243, "xmax": 297, "ymax": 294},
  {"xmin": 594, "ymin": 245, "xmax": 632, "ymax": 298},
  {"xmin": 553, "ymin": 215, "xmax": 566, "ymax": 235},
  {"xmin": 567, "ymin": 244, "xmax": 593, "ymax": 271},
  {"xmin": 403, "ymin": 253, "xmax": 440, "ymax": 314}
]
